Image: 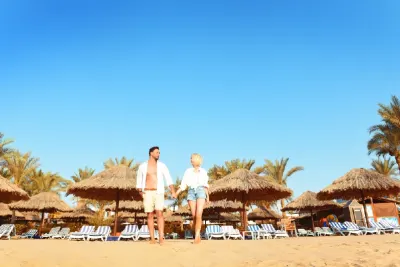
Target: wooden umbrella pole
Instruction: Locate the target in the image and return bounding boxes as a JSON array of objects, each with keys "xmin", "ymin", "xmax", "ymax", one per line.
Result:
[
  {"xmin": 310, "ymin": 209, "xmax": 315, "ymax": 232},
  {"xmin": 114, "ymin": 190, "xmax": 120, "ymax": 235},
  {"xmin": 40, "ymin": 211, "xmax": 45, "ymax": 236},
  {"xmin": 360, "ymin": 190, "xmax": 370, "ymax": 227}
]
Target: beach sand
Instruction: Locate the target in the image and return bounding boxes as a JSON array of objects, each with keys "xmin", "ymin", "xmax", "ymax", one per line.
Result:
[{"xmin": 1, "ymin": 235, "xmax": 400, "ymax": 267}]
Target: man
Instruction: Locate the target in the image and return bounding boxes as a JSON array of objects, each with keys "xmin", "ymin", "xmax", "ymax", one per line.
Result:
[{"xmin": 136, "ymin": 146, "xmax": 176, "ymax": 245}]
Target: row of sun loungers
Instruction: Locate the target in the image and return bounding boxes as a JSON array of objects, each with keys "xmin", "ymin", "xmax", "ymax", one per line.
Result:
[{"xmin": 1, "ymin": 218, "xmax": 399, "ymax": 241}]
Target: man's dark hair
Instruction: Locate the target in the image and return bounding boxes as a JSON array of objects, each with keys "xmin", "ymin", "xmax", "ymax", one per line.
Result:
[{"xmin": 149, "ymin": 146, "xmax": 159, "ymax": 155}]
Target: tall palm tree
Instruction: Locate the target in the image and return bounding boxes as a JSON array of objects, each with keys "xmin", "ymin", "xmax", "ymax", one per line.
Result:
[
  {"xmin": 103, "ymin": 156, "xmax": 139, "ymax": 171},
  {"xmin": 28, "ymin": 170, "xmax": 71, "ymax": 196},
  {"xmin": 370, "ymin": 157, "xmax": 399, "ymax": 178},
  {"xmin": 0, "ymin": 133, "xmax": 14, "ymax": 161},
  {"xmin": 378, "ymin": 95, "xmax": 400, "ymax": 128},
  {"xmin": 208, "ymin": 159, "xmax": 262, "ymax": 181},
  {"xmin": 71, "ymin": 167, "xmax": 95, "ymax": 183},
  {"xmin": 71, "ymin": 167, "xmax": 96, "ymax": 207},
  {"xmin": 368, "ymin": 123, "xmax": 400, "ymax": 171},
  {"xmin": 1, "ymin": 151, "xmax": 39, "ymax": 188},
  {"xmin": 261, "ymin": 158, "xmax": 303, "ymax": 217},
  {"xmin": 167, "ymin": 177, "xmax": 188, "ymax": 211}
]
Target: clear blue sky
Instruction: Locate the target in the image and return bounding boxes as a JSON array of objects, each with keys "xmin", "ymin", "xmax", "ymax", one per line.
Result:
[{"xmin": 1, "ymin": 1, "xmax": 399, "ymax": 204}]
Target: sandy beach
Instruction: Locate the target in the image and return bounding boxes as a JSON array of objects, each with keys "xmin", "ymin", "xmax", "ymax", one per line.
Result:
[{"xmin": 1, "ymin": 235, "xmax": 400, "ymax": 267}]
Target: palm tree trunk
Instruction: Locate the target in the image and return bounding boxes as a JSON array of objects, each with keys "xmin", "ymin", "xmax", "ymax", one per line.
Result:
[
  {"xmin": 280, "ymin": 199, "xmax": 286, "ymax": 218},
  {"xmin": 395, "ymin": 154, "xmax": 400, "ymax": 173}
]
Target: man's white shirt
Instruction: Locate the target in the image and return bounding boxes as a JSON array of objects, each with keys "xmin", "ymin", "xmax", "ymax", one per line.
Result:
[{"xmin": 136, "ymin": 161, "xmax": 173, "ymax": 195}]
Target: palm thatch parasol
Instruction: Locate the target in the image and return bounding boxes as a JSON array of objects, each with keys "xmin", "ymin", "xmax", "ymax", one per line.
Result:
[
  {"xmin": 209, "ymin": 213, "xmax": 241, "ymax": 223},
  {"xmin": 0, "ymin": 203, "xmax": 24, "ymax": 218},
  {"xmin": 105, "ymin": 200, "xmax": 144, "ymax": 212},
  {"xmin": 20, "ymin": 212, "xmax": 41, "ymax": 221},
  {"xmin": 282, "ymin": 191, "xmax": 340, "ymax": 231},
  {"xmin": 118, "ymin": 211, "xmax": 147, "ymax": 220},
  {"xmin": 67, "ymin": 166, "xmax": 140, "ymax": 235},
  {"xmin": 9, "ymin": 192, "xmax": 71, "ymax": 234},
  {"xmin": 317, "ymin": 168, "xmax": 400, "ymax": 227},
  {"xmin": 0, "ymin": 175, "xmax": 30, "ymax": 203},
  {"xmin": 209, "ymin": 169, "xmax": 292, "ymax": 229},
  {"xmin": 164, "ymin": 212, "xmax": 183, "ymax": 223},
  {"xmin": 174, "ymin": 205, "xmax": 191, "ymax": 216},
  {"xmin": 58, "ymin": 202, "xmax": 95, "ymax": 221},
  {"xmin": 204, "ymin": 200, "xmax": 243, "ymax": 214},
  {"xmin": 248, "ymin": 207, "xmax": 282, "ymax": 221}
]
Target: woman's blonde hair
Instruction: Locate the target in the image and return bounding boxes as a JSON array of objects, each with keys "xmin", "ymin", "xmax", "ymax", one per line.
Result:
[{"xmin": 191, "ymin": 153, "xmax": 203, "ymax": 166}]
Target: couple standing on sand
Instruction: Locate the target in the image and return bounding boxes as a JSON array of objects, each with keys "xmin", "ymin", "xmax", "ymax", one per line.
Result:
[{"xmin": 136, "ymin": 146, "xmax": 209, "ymax": 245}]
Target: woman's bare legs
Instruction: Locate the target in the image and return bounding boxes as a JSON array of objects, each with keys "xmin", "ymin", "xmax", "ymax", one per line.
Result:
[
  {"xmin": 188, "ymin": 200, "xmax": 197, "ymax": 240},
  {"xmin": 194, "ymin": 198, "xmax": 206, "ymax": 244}
]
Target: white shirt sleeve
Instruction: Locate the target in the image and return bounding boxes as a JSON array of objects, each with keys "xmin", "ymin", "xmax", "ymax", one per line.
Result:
[
  {"xmin": 179, "ymin": 169, "xmax": 189, "ymax": 191},
  {"xmin": 136, "ymin": 165, "xmax": 143, "ymax": 189},
  {"xmin": 163, "ymin": 163, "xmax": 173, "ymax": 187}
]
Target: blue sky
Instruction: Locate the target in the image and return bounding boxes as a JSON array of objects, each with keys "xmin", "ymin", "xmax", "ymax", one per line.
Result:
[{"xmin": 1, "ymin": 1, "xmax": 399, "ymax": 205}]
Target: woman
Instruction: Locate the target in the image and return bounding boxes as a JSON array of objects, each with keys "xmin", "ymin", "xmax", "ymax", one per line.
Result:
[{"xmin": 176, "ymin": 153, "xmax": 209, "ymax": 244}]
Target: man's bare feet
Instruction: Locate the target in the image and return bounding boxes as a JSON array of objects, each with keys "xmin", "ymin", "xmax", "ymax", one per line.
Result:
[
  {"xmin": 193, "ymin": 236, "xmax": 201, "ymax": 244},
  {"xmin": 149, "ymin": 239, "xmax": 156, "ymax": 244}
]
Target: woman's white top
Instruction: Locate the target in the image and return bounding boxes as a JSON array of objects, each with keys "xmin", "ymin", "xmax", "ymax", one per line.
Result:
[{"xmin": 179, "ymin": 167, "xmax": 209, "ymax": 191}]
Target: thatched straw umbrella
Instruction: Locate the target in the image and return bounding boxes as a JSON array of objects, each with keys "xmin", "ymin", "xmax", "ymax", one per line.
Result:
[
  {"xmin": 174, "ymin": 205, "xmax": 191, "ymax": 217},
  {"xmin": 164, "ymin": 213, "xmax": 183, "ymax": 223},
  {"xmin": 282, "ymin": 191, "xmax": 340, "ymax": 231},
  {"xmin": 248, "ymin": 207, "xmax": 282, "ymax": 221},
  {"xmin": 67, "ymin": 166, "xmax": 140, "ymax": 235},
  {"xmin": 105, "ymin": 200, "xmax": 144, "ymax": 212},
  {"xmin": 209, "ymin": 169, "xmax": 292, "ymax": 230},
  {"xmin": 0, "ymin": 175, "xmax": 29, "ymax": 203},
  {"xmin": 317, "ymin": 168, "xmax": 400, "ymax": 227},
  {"xmin": 0, "ymin": 203, "xmax": 24, "ymax": 218},
  {"xmin": 58, "ymin": 202, "xmax": 95, "ymax": 222},
  {"xmin": 204, "ymin": 200, "xmax": 243, "ymax": 214},
  {"xmin": 9, "ymin": 192, "xmax": 71, "ymax": 234}
]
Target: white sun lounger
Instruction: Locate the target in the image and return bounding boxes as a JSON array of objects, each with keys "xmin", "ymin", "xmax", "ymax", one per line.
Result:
[
  {"xmin": 297, "ymin": 228, "xmax": 315, "ymax": 236},
  {"xmin": 261, "ymin": 224, "xmax": 289, "ymax": 239},
  {"xmin": 205, "ymin": 225, "xmax": 226, "ymax": 240},
  {"xmin": 0, "ymin": 224, "xmax": 16, "ymax": 240},
  {"xmin": 329, "ymin": 222, "xmax": 362, "ymax": 236},
  {"xmin": 41, "ymin": 227, "xmax": 61, "ymax": 239},
  {"xmin": 69, "ymin": 225, "xmax": 95, "ymax": 241},
  {"xmin": 86, "ymin": 226, "xmax": 111, "ymax": 241},
  {"xmin": 221, "ymin": 225, "xmax": 243, "ymax": 240},
  {"xmin": 136, "ymin": 225, "xmax": 159, "ymax": 241},
  {"xmin": 378, "ymin": 219, "xmax": 400, "ymax": 234},
  {"xmin": 344, "ymin": 221, "xmax": 378, "ymax": 235},
  {"xmin": 118, "ymin": 225, "xmax": 139, "ymax": 241},
  {"xmin": 52, "ymin": 228, "xmax": 70, "ymax": 239},
  {"xmin": 244, "ymin": 225, "xmax": 271, "ymax": 240},
  {"xmin": 20, "ymin": 229, "xmax": 38, "ymax": 239}
]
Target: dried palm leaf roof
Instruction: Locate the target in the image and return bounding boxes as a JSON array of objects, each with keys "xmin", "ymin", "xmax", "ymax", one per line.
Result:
[
  {"xmin": 174, "ymin": 205, "xmax": 191, "ymax": 216},
  {"xmin": 105, "ymin": 200, "xmax": 144, "ymax": 212},
  {"xmin": 209, "ymin": 169, "xmax": 293, "ymax": 202},
  {"xmin": 117, "ymin": 211, "xmax": 147, "ymax": 219},
  {"xmin": 282, "ymin": 191, "xmax": 341, "ymax": 212},
  {"xmin": 20, "ymin": 211, "xmax": 41, "ymax": 221},
  {"xmin": 0, "ymin": 203, "xmax": 24, "ymax": 218},
  {"xmin": 58, "ymin": 205, "xmax": 95, "ymax": 220},
  {"xmin": 67, "ymin": 166, "xmax": 140, "ymax": 201},
  {"xmin": 208, "ymin": 213, "xmax": 241, "ymax": 222},
  {"xmin": 248, "ymin": 207, "xmax": 282, "ymax": 220},
  {"xmin": 164, "ymin": 213, "xmax": 183, "ymax": 222},
  {"xmin": 0, "ymin": 175, "xmax": 30, "ymax": 203},
  {"xmin": 317, "ymin": 168, "xmax": 400, "ymax": 200},
  {"xmin": 204, "ymin": 200, "xmax": 243, "ymax": 213},
  {"xmin": 9, "ymin": 192, "xmax": 71, "ymax": 213}
]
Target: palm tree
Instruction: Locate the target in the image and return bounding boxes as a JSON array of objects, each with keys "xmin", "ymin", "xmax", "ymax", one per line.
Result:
[
  {"xmin": 261, "ymin": 158, "xmax": 303, "ymax": 217},
  {"xmin": 368, "ymin": 123, "xmax": 400, "ymax": 171},
  {"xmin": 167, "ymin": 177, "xmax": 188, "ymax": 211},
  {"xmin": 71, "ymin": 167, "xmax": 96, "ymax": 207},
  {"xmin": 1, "ymin": 151, "xmax": 39, "ymax": 189},
  {"xmin": 103, "ymin": 156, "xmax": 139, "ymax": 171},
  {"xmin": 378, "ymin": 95, "xmax": 400, "ymax": 128},
  {"xmin": 28, "ymin": 170, "xmax": 71, "ymax": 196},
  {"xmin": 0, "ymin": 133, "xmax": 14, "ymax": 160},
  {"xmin": 208, "ymin": 159, "xmax": 262, "ymax": 181},
  {"xmin": 370, "ymin": 157, "xmax": 399, "ymax": 178},
  {"xmin": 71, "ymin": 167, "xmax": 95, "ymax": 183}
]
